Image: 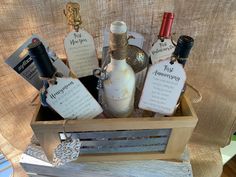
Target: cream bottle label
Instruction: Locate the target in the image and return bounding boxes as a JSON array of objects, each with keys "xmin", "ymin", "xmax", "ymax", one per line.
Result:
[
  {"xmin": 46, "ymin": 77, "xmax": 103, "ymax": 119},
  {"xmin": 64, "ymin": 30, "xmax": 98, "ymax": 78},
  {"xmin": 150, "ymin": 38, "xmax": 175, "ymax": 64},
  {"xmin": 139, "ymin": 59, "xmax": 186, "ymax": 115}
]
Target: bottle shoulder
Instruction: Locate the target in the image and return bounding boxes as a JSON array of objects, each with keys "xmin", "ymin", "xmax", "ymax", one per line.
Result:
[{"xmin": 104, "ymin": 61, "xmax": 135, "ymax": 88}]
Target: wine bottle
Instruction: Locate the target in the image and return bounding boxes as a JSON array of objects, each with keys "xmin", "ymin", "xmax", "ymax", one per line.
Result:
[
  {"xmin": 28, "ymin": 41, "xmax": 62, "ymax": 106},
  {"xmin": 154, "ymin": 35, "xmax": 194, "ymax": 117},
  {"xmin": 28, "ymin": 41, "xmax": 103, "ymax": 119},
  {"xmin": 150, "ymin": 12, "xmax": 175, "ymax": 64},
  {"xmin": 173, "ymin": 35, "xmax": 194, "ymax": 112},
  {"xmin": 103, "ymin": 21, "xmax": 136, "ymax": 117}
]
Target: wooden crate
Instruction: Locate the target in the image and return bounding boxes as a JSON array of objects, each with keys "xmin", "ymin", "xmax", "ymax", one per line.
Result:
[{"xmin": 31, "ymin": 96, "xmax": 198, "ymax": 162}]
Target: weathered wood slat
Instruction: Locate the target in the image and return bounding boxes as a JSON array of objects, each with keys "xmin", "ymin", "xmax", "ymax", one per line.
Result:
[
  {"xmin": 59, "ymin": 129, "xmax": 171, "ymax": 140},
  {"xmin": 79, "ymin": 137, "xmax": 168, "ymax": 148},
  {"xmin": 80, "ymin": 145, "xmax": 166, "ymax": 154}
]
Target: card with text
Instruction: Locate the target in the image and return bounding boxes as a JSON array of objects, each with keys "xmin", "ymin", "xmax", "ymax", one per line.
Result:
[
  {"xmin": 139, "ymin": 59, "xmax": 186, "ymax": 115},
  {"xmin": 64, "ymin": 30, "xmax": 98, "ymax": 78},
  {"xmin": 150, "ymin": 39, "xmax": 175, "ymax": 64},
  {"xmin": 46, "ymin": 77, "xmax": 103, "ymax": 119}
]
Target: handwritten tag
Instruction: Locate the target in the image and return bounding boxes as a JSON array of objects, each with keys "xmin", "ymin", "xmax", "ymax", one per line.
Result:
[
  {"xmin": 46, "ymin": 77, "xmax": 103, "ymax": 119},
  {"xmin": 64, "ymin": 30, "xmax": 98, "ymax": 78},
  {"xmin": 150, "ymin": 39, "xmax": 175, "ymax": 64},
  {"xmin": 139, "ymin": 59, "xmax": 186, "ymax": 115}
]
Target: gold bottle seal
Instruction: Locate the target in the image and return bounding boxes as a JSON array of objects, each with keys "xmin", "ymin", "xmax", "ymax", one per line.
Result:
[{"xmin": 64, "ymin": 2, "xmax": 82, "ymax": 32}]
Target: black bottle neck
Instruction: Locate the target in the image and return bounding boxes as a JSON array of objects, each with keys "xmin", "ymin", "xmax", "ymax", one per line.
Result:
[
  {"xmin": 173, "ymin": 35, "xmax": 194, "ymax": 67},
  {"xmin": 28, "ymin": 41, "xmax": 56, "ymax": 78}
]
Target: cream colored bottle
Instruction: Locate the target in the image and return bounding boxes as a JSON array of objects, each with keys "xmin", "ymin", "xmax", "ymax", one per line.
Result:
[{"xmin": 103, "ymin": 21, "xmax": 135, "ymax": 118}]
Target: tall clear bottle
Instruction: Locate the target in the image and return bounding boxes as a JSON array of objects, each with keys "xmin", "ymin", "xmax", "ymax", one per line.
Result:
[{"xmin": 103, "ymin": 21, "xmax": 136, "ymax": 118}]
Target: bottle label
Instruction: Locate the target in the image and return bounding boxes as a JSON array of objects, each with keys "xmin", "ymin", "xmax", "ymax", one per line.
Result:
[
  {"xmin": 46, "ymin": 77, "xmax": 103, "ymax": 119},
  {"xmin": 150, "ymin": 39, "xmax": 175, "ymax": 64},
  {"xmin": 139, "ymin": 59, "xmax": 186, "ymax": 115},
  {"xmin": 64, "ymin": 30, "xmax": 99, "ymax": 78}
]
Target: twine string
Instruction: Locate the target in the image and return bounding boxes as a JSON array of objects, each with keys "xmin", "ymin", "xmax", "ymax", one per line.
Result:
[
  {"xmin": 186, "ymin": 81, "xmax": 202, "ymax": 103},
  {"xmin": 109, "ymin": 32, "xmax": 129, "ymax": 59}
]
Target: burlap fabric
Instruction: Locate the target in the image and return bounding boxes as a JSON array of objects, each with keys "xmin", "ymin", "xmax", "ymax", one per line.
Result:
[{"xmin": 0, "ymin": 1, "xmax": 235, "ymax": 176}]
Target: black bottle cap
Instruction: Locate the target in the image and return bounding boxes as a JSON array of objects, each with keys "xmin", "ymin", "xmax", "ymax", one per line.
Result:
[
  {"xmin": 28, "ymin": 41, "xmax": 56, "ymax": 78},
  {"xmin": 173, "ymin": 35, "xmax": 194, "ymax": 59}
]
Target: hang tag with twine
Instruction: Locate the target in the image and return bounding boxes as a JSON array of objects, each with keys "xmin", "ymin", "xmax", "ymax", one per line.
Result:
[
  {"xmin": 45, "ymin": 77, "xmax": 103, "ymax": 119},
  {"xmin": 53, "ymin": 120, "xmax": 81, "ymax": 166},
  {"xmin": 64, "ymin": 30, "xmax": 99, "ymax": 78},
  {"xmin": 139, "ymin": 59, "xmax": 186, "ymax": 115},
  {"xmin": 150, "ymin": 39, "xmax": 175, "ymax": 64}
]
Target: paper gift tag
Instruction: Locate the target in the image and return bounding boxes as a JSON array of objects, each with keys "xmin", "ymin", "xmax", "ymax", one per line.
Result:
[
  {"xmin": 150, "ymin": 39, "xmax": 175, "ymax": 64},
  {"xmin": 46, "ymin": 77, "xmax": 103, "ymax": 119},
  {"xmin": 64, "ymin": 30, "xmax": 98, "ymax": 78},
  {"xmin": 53, "ymin": 138, "xmax": 81, "ymax": 166},
  {"xmin": 139, "ymin": 59, "xmax": 186, "ymax": 115}
]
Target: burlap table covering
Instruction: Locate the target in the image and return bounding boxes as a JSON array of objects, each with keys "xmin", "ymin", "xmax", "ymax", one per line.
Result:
[{"xmin": 0, "ymin": 0, "xmax": 236, "ymax": 176}]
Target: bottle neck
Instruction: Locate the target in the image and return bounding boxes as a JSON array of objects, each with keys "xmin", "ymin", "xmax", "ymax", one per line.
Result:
[
  {"xmin": 159, "ymin": 13, "xmax": 174, "ymax": 38},
  {"xmin": 177, "ymin": 57, "xmax": 188, "ymax": 67},
  {"xmin": 171, "ymin": 54, "xmax": 188, "ymax": 68},
  {"xmin": 110, "ymin": 58, "xmax": 127, "ymax": 69}
]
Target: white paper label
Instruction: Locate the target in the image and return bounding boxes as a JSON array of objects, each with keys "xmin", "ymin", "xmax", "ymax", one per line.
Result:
[
  {"xmin": 46, "ymin": 77, "xmax": 103, "ymax": 119},
  {"xmin": 139, "ymin": 59, "xmax": 186, "ymax": 115},
  {"xmin": 64, "ymin": 30, "xmax": 98, "ymax": 78},
  {"xmin": 150, "ymin": 39, "xmax": 175, "ymax": 64}
]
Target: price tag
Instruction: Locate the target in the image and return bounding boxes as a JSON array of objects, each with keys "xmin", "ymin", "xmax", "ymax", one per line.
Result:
[
  {"xmin": 64, "ymin": 30, "xmax": 98, "ymax": 78},
  {"xmin": 150, "ymin": 39, "xmax": 175, "ymax": 64},
  {"xmin": 46, "ymin": 77, "xmax": 103, "ymax": 119},
  {"xmin": 139, "ymin": 59, "xmax": 186, "ymax": 115}
]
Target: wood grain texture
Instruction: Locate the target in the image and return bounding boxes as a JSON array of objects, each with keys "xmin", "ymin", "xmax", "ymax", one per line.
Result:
[
  {"xmin": 221, "ymin": 155, "xmax": 236, "ymax": 177},
  {"xmin": 31, "ymin": 96, "xmax": 197, "ymax": 162},
  {"xmin": 20, "ymin": 144, "xmax": 193, "ymax": 177},
  {"xmin": 0, "ymin": 0, "xmax": 235, "ymax": 176}
]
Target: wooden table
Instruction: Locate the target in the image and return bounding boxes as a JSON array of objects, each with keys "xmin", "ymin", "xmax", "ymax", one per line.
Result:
[{"xmin": 20, "ymin": 143, "xmax": 193, "ymax": 177}]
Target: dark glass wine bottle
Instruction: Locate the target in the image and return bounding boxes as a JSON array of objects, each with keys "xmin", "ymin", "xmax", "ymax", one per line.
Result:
[
  {"xmin": 173, "ymin": 35, "xmax": 194, "ymax": 114},
  {"xmin": 28, "ymin": 41, "xmax": 63, "ymax": 107}
]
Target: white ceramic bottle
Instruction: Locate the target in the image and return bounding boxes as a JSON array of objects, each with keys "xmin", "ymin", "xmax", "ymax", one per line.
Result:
[{"xmin": 103, "ymin": 21, "xmax": 136, "ymax": 118}]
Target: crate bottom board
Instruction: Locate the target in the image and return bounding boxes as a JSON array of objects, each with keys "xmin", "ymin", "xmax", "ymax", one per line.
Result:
[
  {"xmin": 20, "ymin": 144, "xmax": 193, "ymax": 177},
  {"xmin": 76, "ymin": 152, "xmax": 183, "ymax": 162}
]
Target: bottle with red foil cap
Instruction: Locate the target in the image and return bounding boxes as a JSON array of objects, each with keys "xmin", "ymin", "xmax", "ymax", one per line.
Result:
[
  {"xmin": 159, "ymin": 12, "xmax": 174, "ymax": 39},
  {"xmin": 150, "ymin": 12, "xmax": 175, "ymax": 64}
]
